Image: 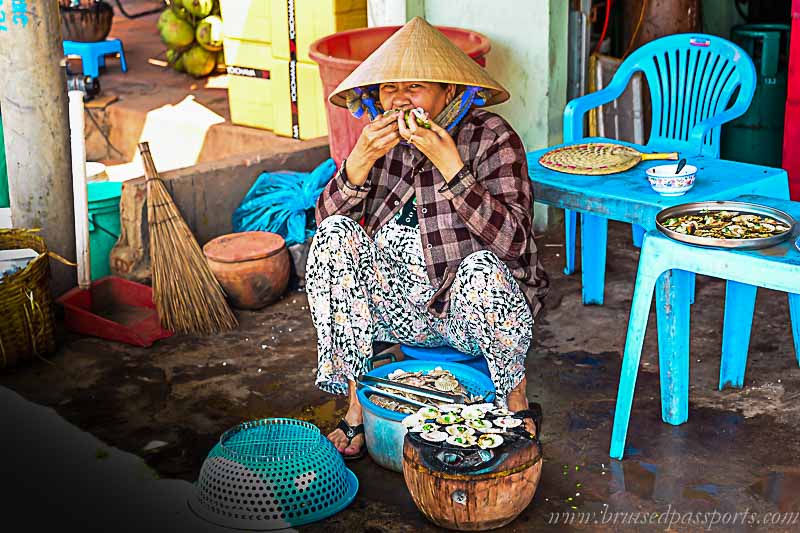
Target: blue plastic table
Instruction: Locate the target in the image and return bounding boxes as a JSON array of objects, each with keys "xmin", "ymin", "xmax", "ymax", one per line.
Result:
[
  {"xmin": 527, "ymin": 139, "xmax": 791, "ymax": 304},
  {"xmin": 610, "ymin": 194, "xmax": 800, "ymax": 459}
]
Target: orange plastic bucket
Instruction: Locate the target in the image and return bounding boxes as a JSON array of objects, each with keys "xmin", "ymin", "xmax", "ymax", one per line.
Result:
[{"xmin": 309, "ymin": 26, "xmax": 491, "ymax": 167}]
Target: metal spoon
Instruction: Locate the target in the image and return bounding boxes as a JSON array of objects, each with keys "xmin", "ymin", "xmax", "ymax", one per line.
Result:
[{"xmin": 675, "ymin": 158, "xmax": 687, "ymax": 174}]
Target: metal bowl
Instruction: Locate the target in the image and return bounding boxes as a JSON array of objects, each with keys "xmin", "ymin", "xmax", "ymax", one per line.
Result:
[{"xmin": 655, "ymin": 201, "xmax": 796, "ymax": 250}]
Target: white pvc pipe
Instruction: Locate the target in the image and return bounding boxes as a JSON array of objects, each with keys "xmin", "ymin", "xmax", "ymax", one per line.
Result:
[{"xmin": 68, "ymin": 91, "xmax": 91, "ymax": 290}]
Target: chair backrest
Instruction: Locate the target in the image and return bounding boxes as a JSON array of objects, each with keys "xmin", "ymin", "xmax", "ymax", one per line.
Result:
[{"xmin": 617, "ymin": 33, "xmax": 756, "ymax": 157}]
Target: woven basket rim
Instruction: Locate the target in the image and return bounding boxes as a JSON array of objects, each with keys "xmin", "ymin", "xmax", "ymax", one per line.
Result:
[{"xmin": 0, "ymin": 229, "xmax": 48, "ymax": 284}]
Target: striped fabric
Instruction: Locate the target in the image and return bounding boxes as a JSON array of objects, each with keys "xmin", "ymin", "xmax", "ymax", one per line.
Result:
[{"xmin": 315, "ymin": 108, "xmax": 549, "ymax": 318}]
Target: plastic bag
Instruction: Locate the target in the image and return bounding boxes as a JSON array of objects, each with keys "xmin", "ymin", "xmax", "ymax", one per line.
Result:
[{"xmin": 232, "ymin": 159, "xmax": 336, "ymax": 246}]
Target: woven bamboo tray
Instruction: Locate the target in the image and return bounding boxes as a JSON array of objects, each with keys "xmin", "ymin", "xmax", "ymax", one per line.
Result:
[
  {"xmin": 538, "ymin": 142, "xmax": 677, "ymax": 175},
  {"xmin": 0, "ymin": 229, "xmax": 57, "ymax": 368}
]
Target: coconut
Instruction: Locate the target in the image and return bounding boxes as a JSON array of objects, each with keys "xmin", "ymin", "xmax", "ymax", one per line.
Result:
[
  {"xmin": 160, "ymin": 16, "xmax": 195, "ymax": 49},
  {"xmin": 183, "ymin": 45, "xmax": 217, "ymax": 78},
  {"xmin": 157, "ymin": 8, "xmax": 176, "ymax": 31},
  {"xmin": 182, "ymin": 0, "xmax": 214, "ymax": 18},
  {"xmin": 195, "ymin": 15, "xmax": 223, "ymax": 52},
  {"xmin": 166, "ymin": 49, "xmax": 185, "ymax": 72}
]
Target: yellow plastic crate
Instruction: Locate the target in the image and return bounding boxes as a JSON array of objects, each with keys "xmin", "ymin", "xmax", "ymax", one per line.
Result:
[
  {"xmin": 219, "ymin": 0, "xmax": 271, "ymax": 43},
  {"xmin": 272, "ymin": 60, "xmax": 328, "ymax": 139},
  {"xmin": 272, "ymin": 0, "xmax": 367, "ymax": 63},
  {"xmin": 223, "ymin": 38, "xmax": 274, "ymax": 131},
  {"xmin": 224, "ymin": 38, "xmax": 328, "ymax": 139}
]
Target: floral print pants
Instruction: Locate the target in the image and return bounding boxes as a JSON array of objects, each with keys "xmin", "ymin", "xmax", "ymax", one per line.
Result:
[{"xmin": 305, "ymin": 215, "xmax": 533, "ymax": 403}]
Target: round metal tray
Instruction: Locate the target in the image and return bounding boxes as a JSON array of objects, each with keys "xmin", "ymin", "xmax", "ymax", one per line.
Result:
[{"xmin": 655, "ymin": 201, "xmax": 796, "ymax": 250}]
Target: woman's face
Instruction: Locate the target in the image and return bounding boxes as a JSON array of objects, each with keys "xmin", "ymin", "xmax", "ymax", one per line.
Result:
[{"xmin": 378, "ymin": 81, "xmax": 455, "ymax": 118}]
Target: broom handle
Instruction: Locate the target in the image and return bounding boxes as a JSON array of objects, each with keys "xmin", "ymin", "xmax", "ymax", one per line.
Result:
[
  {"xmin": 68, "ymin": 91, "xmax": 91, "ymax": 291},
  {"xmin": 640, "ymin": 152, "xmax": 679, "ymax": 161},
  {"xmin": 138, "ymin": 142, "xmax": 159, "ymax": 181}
]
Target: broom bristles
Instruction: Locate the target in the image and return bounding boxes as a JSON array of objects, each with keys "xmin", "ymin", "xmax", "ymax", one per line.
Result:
[{"xmin": 140, "ymin": 142, "xmax": 238, "ymax": 335}]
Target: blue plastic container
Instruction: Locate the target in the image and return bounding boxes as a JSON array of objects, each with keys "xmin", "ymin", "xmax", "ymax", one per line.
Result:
[
  {"xmin": 357, "ymin": 360, "xmax": 495, "ymax": 472},
  {"xmin": 400, "ymin": 344, "xmax": 492, "ymax": 377}
]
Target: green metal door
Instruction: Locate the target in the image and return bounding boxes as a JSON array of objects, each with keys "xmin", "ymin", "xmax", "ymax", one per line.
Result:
[{"xmin": 721, "ymin": 24, "xmax": 791, "ymax": 167}]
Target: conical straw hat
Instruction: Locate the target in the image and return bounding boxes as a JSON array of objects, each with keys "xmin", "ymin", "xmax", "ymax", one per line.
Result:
[{"xmin": 328, "ymin": 17, "xmax": 509, "ymax": 108}]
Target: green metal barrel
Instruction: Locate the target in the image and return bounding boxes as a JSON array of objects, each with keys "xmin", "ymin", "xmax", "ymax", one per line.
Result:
[{"xmin": 721, "ymin": 24, "xmax": 791, "ymax": 167}]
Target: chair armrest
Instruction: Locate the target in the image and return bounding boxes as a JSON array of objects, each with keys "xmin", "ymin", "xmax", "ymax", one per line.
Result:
[
  {"xmin": 687, "ymin": 98, "xmax": 753, "ymax": 152},
  {"xmin": 563, "ymin": 68, "xmax": 638, "ymax": 143}
]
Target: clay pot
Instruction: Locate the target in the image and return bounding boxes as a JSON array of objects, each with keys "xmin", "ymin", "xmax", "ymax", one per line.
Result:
[
  {"xmin": 203, "ymin": 232, "xmax": 290, "ymax": 310},
  {"xmin": 60, "ymin": 1, "xmax": 114, "ymax": 42}
]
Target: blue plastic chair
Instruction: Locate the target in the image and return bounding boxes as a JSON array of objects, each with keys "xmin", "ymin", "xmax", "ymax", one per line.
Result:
[
  {"xmin": 561, "ymin": 34, "xmax": 757, "ymax": 285},
  {"xmin": 63, "ymin": 39, "xmax": 128, "ymax": 78},
  {"xmin": 399, "ymin": 344, "xmax": 492, "ymax": 378}
]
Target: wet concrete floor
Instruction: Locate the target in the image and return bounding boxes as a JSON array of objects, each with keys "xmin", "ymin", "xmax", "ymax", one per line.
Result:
[{"xmin": 2, "ymin": 221, "xmax": 800, "ymax": 531}]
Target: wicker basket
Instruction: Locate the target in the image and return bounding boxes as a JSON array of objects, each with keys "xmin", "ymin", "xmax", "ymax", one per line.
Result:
[
  {"xmin": 0, "ymin": 230, "xmax": 57, "ymax": 369},
  {"xmin": 59, "ymin": 1, "xmax": 114, "ymax": 43}
]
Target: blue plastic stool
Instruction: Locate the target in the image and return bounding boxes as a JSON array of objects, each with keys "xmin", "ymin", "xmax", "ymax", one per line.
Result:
[
  {"xmin": 63, "ymin": 39, "xmax": 128, "ymax": 78},
  {"xmin": 399, "ymin": 344, "xmax": 491, "ymax": 378},
  {"xmin": 610, "ymin": 195, "xmax": 800, "ymax": 460}
]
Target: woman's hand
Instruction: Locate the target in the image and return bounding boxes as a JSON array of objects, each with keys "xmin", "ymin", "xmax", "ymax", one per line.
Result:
[
  {"xmin": 398, "ymin": 112, "xmax": 464, "ymax": 182},
  {"xmin": 346, "ymin": 113, "xmax": 401, "ymax": 187}
]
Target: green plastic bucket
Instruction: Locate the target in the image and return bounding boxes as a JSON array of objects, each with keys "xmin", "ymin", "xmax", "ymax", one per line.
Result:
[{"xmin": 87, "ymin": 181, "xmax": 122, "ymax": 280}]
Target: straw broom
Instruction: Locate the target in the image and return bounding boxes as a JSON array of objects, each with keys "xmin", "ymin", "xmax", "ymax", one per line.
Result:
[{"xmin": 139, "ymin": 142, "xmax": 238, "ymax": 334}]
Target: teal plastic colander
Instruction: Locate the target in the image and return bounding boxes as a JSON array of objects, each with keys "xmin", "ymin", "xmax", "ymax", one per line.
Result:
[{"xmin": 189, "ymin": 418, "xmax": 358, "ymax": 530}]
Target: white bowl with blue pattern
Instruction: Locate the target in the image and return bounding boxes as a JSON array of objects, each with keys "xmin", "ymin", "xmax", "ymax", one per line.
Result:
[{"xmin": 646, "ymin": 163, "xmax": 697, "ymax": 196}]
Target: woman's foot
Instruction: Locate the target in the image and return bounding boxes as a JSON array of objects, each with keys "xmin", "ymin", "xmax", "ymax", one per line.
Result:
[
  {"xmin": 507, "ymin": 376, "xmax": 537, "ymax": 437},
  {"xmin": 327, "ymin": 380, "xmax": 366, "ymax": 458},
  {"xmin": 327, "ymin": 409, "xmax": 366, "ymax": 458}
]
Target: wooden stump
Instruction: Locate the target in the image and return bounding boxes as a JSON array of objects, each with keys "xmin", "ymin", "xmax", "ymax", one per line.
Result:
[{"xmin": 402, "ymin": 435, "xmax": 542, "ymax": 531}]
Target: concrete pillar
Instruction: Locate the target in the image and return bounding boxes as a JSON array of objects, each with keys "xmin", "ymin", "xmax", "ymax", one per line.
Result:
[
  {"xmin": 0, "ymin": 1, "xmax": 76, "ymax": 295},
  {"xmin": 423, "ymin": 0, "xmax": 568, "ymax": 231}
]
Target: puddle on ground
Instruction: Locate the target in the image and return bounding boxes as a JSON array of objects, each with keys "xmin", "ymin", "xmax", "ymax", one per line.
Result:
[{"xmin": 750, "ymin": 468, "xmax": 800, "ymax": 512}]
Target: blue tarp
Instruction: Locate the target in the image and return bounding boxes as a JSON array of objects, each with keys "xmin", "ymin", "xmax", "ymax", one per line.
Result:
[{"xmin": 232, "ymin": 158, "xmax": 336, "ymax": 246}]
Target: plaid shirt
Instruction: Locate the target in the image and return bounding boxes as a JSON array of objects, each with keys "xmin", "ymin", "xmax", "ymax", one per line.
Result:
[{"xmin": 316, "ymin": 108, "xmax": 549, "ymax": 318}]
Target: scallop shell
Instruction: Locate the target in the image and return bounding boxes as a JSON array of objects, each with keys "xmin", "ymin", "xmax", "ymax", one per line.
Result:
[
  {"xmin": 490, "ymin": 408, "xmax": 513, "ymax": 417},
  {"xmin": 438, "ymin": 403, "xmax": 466, "ymax": 413},
  {"xmin": 410, "ymin": 422, "xmax": 440, "ymax": 433},
  {"xmin": 417, "ymin": 407, "xmax": 440, "ymax": 420},
  {"xmin": 479, "ymin": 426, "xmax": 504, "ymax": 434},
  {"xmin": 446, "ymin": 424, "xmax": 475, "ymax": 437},
  {"xmin": 461, "ymin": 407, "xmax": 485, "ymax": 420},
  {"xmin": 421, "ymin": 430, "xmax": 448, "ymax": 442},
  {"xmin": 436, "ymin": 413, "xmax": 463, "ymax": 425},
  {"xmin": 434, "ymin": 375, "xmax": 459, "ymax": 392},
  {"xmin": 446, "ymin": 435, "xmax": 477, "ymax": 447},
  {"xmin": 472, "ymin": 403, "xmax": 496, "ymax": 413},
  {"xmin": 466, "ymin": 419, "xmax": 492, "ymax": 431},
  {"xmin": 402, "ymin": 414, "xmax": 425, "ymax": 428},
  {"xmin": 494, "ymin": 416, "xmax": 522, "ymax": 429},
  {"xmin": 477, "ymin": 434, "xmax": 504, "ymax": 449}
]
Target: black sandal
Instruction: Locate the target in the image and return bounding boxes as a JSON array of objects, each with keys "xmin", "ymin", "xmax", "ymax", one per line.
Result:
[{"xmin": 334, "ymin": 419, "xmax": 367, "ymax": 461}]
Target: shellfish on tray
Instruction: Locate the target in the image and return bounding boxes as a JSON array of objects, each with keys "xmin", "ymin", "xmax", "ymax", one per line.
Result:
[
  {"xmin": 410, "ymin": 422, "xmax": 440, "ymax": 433},
  {"xmin": 446, "ymin": 424, "xmax": 475, "ymax": 437},
  {"xmin": 402, "ymin": 414, "xmax": 425, "ymax": 428},
  {"xmin": 490, "ymin": 408, "xmax": 513, "ymax": 417},
  {"xmin": 494, "ymin": 416, "xmax": 522, "ymax": 429},
  {"xmin": 436, "ymin": 413, "xmax": 463, "ymax": 425},
  {"xmin": 421, "ymin": 430, "xmax": 448, "ymax": 442},
  {"xmin": 466, "ymin": 419, "xmax": 493, "ymax": 431},
  {"xmin": 446, "ymin": 434, "xmax": 477, "ymax": 447},
  {"xmin": 438, "ymin": 403, "xmax": 467, "ymax": 413},
  {"xmin": 461, "ymin": 406, "xmax": 486, "ymax": 419},
  {"xmin": 477, "ymin": 434, "xmax": 504, "ymax": 449},
  {"xmin": 417, "ymin": 407, "xmax": 440, "ymax": 419}
]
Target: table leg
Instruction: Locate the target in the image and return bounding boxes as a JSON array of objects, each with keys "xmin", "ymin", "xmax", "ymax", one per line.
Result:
[
  {"xmin": 656, "ymin": 269, "xmax": 691, "ymax": 426},
  {"xmin": 581, "ymin": 213, "xmax": 607, "ymax": 305},
  {"xmin": 719, "ymin": 281, "xmax": 758, "ymax": 389},
  {"xmin": 610, "ymin": 249, "xmax": 660, "ymax": 460},
  {"xmin": 564, "ymin": 209, "xmax": 577, "ymax": 275},
  {"xmin": 790, "ymin": 292, "xmax": 800, "ymax": 367},
  {"xmin": 632, "ymin": 224, "xmax": 645, "ymax": 248}
]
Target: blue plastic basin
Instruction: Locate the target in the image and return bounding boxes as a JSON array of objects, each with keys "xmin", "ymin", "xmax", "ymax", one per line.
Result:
[{"xmin": 357, "ymin": 360, "xmax": 495, "ymax": 472}]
